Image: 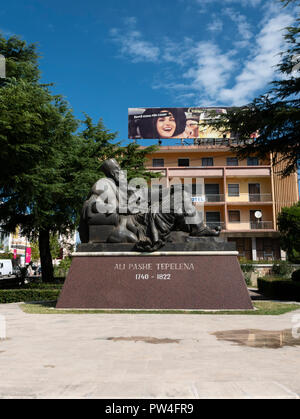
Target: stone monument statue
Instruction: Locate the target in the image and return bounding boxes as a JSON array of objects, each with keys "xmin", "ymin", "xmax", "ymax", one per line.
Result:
[
  {"xmin": 79, "ymin": 158, "xmax": 220, "ymax": 252},
  {"xmin": 56, "ymin": 158, "xmax": 253, "ymax": 311}
]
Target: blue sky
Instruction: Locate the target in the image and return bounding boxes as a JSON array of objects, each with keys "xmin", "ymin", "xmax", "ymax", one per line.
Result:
[{"xmin": 0, "ymin": 0, "xmax": 298, "ymax": 143}]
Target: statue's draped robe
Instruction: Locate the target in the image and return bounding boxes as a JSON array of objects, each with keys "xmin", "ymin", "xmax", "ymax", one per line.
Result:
[{"xmin": 79, "ymin": 179, "xmax": 217, "ymax": 251}]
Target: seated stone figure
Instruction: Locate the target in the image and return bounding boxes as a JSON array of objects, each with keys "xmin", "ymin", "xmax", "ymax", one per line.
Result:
[
  {"xmin": 78, "ymin": 159, "xmax": 144, "ymax": 244},
  {"xmin": 134, "ymin": 184, "xmax": 220, "ymax": 251},
  {"xmin": 79, "ymin": 158, "xmax": 220, "ymax": 251}
]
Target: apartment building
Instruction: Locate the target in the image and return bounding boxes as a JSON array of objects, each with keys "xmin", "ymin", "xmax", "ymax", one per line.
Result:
[
  {"xmin": 0, "ymin": 226, "xmax": 31, "ymax": 265},
  {"xmin": 142, "ymin": 139, "xmax": 299, "ymax": 261}
]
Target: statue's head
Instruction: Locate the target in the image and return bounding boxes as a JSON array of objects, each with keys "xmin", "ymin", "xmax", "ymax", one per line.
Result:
[{"xmin": 100, "ymin": 158, "xmax": 125, "ymax": 185}]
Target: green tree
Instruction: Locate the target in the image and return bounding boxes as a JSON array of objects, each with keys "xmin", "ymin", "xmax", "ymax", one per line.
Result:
[
  {"xmin": 0, "ymin": 35, "xmax": 158, "ymax": 282},
  {"xmin": 31, "ymin": 233, "xmax": 61, "ymax": 262},
  {"xmin": 207, "ymin": 0, "xmax": 300, "ymax": 177},
  {"xmin": 0, "ymin": 77, "xmax": 79, "ymax": 281},
  {"xmin": 116, "ymin": 142, "xmax": 158, "ymax": 181},
  {"xmin": 0, "ymin": 34, "xmax": 40, "ymax": 84},
  {"xmin": 278, "ymin": 202, "xmax": 300, "ymax": 262},
  {"xmin": 30, "ymin": 241, "xmax": 40, "ymax": 263}
]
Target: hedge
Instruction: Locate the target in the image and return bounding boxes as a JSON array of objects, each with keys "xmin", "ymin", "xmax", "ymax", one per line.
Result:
[
  {"xmin": 257, "ymin": 277, "xmax": 300, "ymax": 301},
  {"xmin": 22, "ymin": 283, "xmax": 63, "ymax": 289},
  {"xmin": 0, "ymin": 289, "xmax": 61, "ymax": 303},
  {"xmin": 292, "ymin": 269, "xmax": 300, "ymax": 282},
  {"xmin": 0, "ymin": 280, "xmax": 64, "ymax": 290}
]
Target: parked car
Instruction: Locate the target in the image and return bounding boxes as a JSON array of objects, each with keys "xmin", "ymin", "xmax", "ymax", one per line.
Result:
[{"xmin": 0, "ymin": 259, "xmax": 13, "ymax": 277}]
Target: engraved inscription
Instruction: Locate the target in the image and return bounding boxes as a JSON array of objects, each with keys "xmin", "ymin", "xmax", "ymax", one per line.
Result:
[{"xmin": 113, "ymin": 262, "xmax": 194, "ymax": 281}]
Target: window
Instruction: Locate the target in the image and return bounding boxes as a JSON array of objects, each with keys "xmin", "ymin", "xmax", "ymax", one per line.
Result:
[
  {"xmin": 178, "ymin": 158, "xmax": 189, "ymax": 167},
  {"xmin": 152, "ymin": 158, "xmax": 164, "ymax": 167},
  {"xmin": 248, "ymin": 183, "xmax": 261, "ymax": 201},
  {"xmin": 202, "ymin": 157, "xmax": 214, "ymax": 166},
  {"xmin": 228, "ymin": 210, "xmax": 240, "ymax": 222},
  {"xmin": 228, "ymin": 184, "xmax": 240, "ymax": 197},
  {"xmin": 205, "ymin": 184, "xmax": 220, "ymax": 202},
  {"xmin": 226, "ymin": 157, "xmax": 238, "ymax": 166},
  {"xmin": 247, "ymin": 157, "xmax": 259, "ymax": 166},
  {"xmin": 206, "ymin": 212, "xmax": 221, "ymax": 228}
]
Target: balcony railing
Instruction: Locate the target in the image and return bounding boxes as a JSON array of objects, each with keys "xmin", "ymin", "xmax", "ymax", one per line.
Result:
[
  {"xmin": 205, "ymin": 194, "xmax": 225, "ymax": 202},
  {"xmin": 248, "ymin": 194, "xmax": 272, "ymax": 202},
  {"xmin": 226, "ymin": 221, "xmax": 274, "ymax": 230},
  {"xmin": 193, "ymin": 193, "xmax": 272, "ymax": 203},
  {"xmin": 138, "ymin": 138, "xmax": 255, "ymax": 147},
  {"xmin": 206, "ymin": 221, "xmax": 225, "ymax": 230},
  {"xmin": 250, "ymin": 221, "xmax": 273, "ymax": 230},
  {"xmin": 192, "ymin": 194, "xmax": 225, "ymax": 203},
  {"xmin": 193, "ymin": 138, "xmax": 255, "ymax": 147},
  {"xmin": 227, "ymin": 193, "xmax": 273, "ymax": 202},
  {"xmin": 148, "ymin": 166, "xmax": 271, "ymax": 178}
]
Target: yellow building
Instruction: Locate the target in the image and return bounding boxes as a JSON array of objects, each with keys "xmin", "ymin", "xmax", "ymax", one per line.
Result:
[{"xmin": 141, "ymin": 139, "xmax": 299, "ymax": 261}]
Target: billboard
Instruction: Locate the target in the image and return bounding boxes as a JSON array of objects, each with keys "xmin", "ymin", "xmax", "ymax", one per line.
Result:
[{"xmin": 128, "ymin": 107, "xmax": 228, "ymax": 140}]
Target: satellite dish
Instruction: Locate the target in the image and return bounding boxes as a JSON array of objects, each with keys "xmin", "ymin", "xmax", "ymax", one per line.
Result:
[{"xmin": 255, "ymin": 211, "xmax": 262, "ymax": 219}]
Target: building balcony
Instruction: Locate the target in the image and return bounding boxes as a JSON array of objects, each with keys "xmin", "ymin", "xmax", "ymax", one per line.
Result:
[
  {"xmin": 147, "ymin": 165, "xmax": 271, "ymax": 178},
  {"xmin": 192, "ymin": 193, "xmax": 273, "ymax": 204},
  {"xmin": 206, "ymin": 221, "xmax": 225, "ymax": 230},
  {"xmin": 225, "ymin": 166, "xmax": 271, "ymax": 177},
  {"xmin": 227, "ymin": 221, "xmax": 274, "ymax": 231},
  {"xmin": 204, "ymin": 220, "xmax": 275, "ymax": 232},
  {"xmin": 139, "ymin": 137, "xmax": 255, "ymax": 148},
  {"xmin": 248, "ymin": 193, "xmax": 272, "ymax": 202},
  {"xmin": 250, "ymin": 221, "xmax": 273, "ymax": 230},
  {"xmin": 192, "ymin": 194, "xmax": 225, "ymax": 203},
  {"xmin": 227, "ymin": 193, "xmax": 273, "ymax": 204}
]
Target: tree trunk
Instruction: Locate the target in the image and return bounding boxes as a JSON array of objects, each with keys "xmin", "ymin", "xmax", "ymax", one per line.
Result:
[{"xmin": 39, "ymin": 229, "xmax": 54, "ymax": 282}]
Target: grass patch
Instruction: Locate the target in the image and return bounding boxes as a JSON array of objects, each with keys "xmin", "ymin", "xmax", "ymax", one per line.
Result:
[{"xmin": 19, "ymin": 300, "xmax": 300, "ymax": 315}]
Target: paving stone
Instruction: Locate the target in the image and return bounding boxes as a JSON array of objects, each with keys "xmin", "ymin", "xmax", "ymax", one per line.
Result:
[{"xmin": 0, "ymin": 303, "xmax": 300, "ymax": 398}]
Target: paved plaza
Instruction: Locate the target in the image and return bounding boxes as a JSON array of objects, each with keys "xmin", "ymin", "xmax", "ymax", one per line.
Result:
[{"xmin": 0, "ymin": 303, "xmax": 300, "ymax": 399}]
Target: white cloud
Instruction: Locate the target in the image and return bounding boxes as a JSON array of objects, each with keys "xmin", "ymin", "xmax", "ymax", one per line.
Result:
[
  {"xmin": 207, "ymin": 18, "xmax": 223, "ymax": 32},
  {"xmin": 183, "ymin": 41, "xmax": 236, "ymax": 98},
  {"xmin": 123, "ymin": 16, "xmax": 137, "ymax": 26},
  {"xmin": 0, "ymin": 28, "xmax": 14, "ymax": 37},
  {"xmin": 223, "ymin": 8, "xmax": 253, "ymax": 41},
  {"xmin": 224, "ymin": 0, "xmax": 261, "ymax": 6},
  {"xmin": 218, "ymin": 12, "xmax": 294, "ymax": 104},
  {"xmin": 195, "ymin": 0, "xmax": 262, "ymax": 7},
  {"xmin": 160, "ymin": 37, "xmax": 196, "ymax": 66},
  {"xmin": 158, "ymin": 6, "xmax": 294, "ymax": 105},
  {"xmin": 110, "ymin": 18, "xmax": 160, "ymax": 63},
  {"xmin": 110, "ymin": 4, "xmax": 295, "ymax": 106}
]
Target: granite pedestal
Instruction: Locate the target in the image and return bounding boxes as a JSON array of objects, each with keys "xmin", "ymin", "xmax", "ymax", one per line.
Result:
[{"xmin": 56, "ymin": 248, "xmax": 253, "ymax": 310}]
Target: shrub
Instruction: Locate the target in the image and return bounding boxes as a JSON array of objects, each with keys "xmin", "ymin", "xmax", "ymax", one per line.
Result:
[
  {"xmin": 0, "ymin": 289, "xmax": 60, "ymax": 303},
  {"xmin": 0, "ymin": 252, "xmax": 13, "ymax": 259},
  {"xmin": 22, "ymin": 283, "xmax": 63, "ymax": 289},
  {"xmin": 53, "ymin": 257, "xmax": 72, "ymax": 278},
  {"xmin": 291, "ymin": 269, "xmax": 300, "ymax": 282},
  {"xmin": 28, "ymin": 277, "xmax": 65, "ymax": 286},
  {"xmin": 240, "ymin": 263, "xmax": 255, "ymax": 273},
  {"xmin": 271, "ymin": 261, "xmax": 293, "ymax": 278},
  {"xmin": 240, "ymin": 263, "xmax": 255, "ymax": 286},
  {"xmin": 257, "ymin": 277, "xmax": 300, "ymax": 301}
]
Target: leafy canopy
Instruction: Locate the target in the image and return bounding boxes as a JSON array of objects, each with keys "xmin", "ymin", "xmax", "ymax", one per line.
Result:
[
  {"xmin": 278, "ymin": 202, "xmax": 300, "ymax": 262},
  {"xmin": 207, "ymin": 0, "xmax": 300, "ymax": 177}
]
